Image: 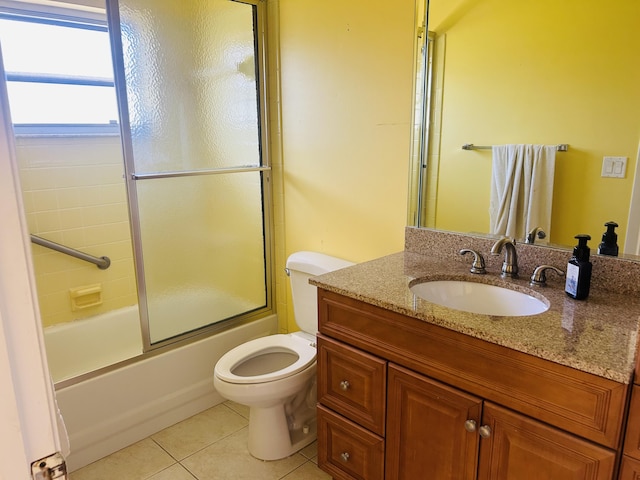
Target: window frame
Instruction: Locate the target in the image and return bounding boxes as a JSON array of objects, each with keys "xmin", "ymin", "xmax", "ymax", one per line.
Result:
[{"xmin": 0, "ymin": 4, "xmax": 120, "ymax": 136}]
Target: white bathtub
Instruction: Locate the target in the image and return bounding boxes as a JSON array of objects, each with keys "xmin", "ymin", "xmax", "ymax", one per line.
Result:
[
  {"xmin": 44, "ymin": 305, "xmax": 143, "ymax": 384},
  {"xmin": 51, "ymin": 309, "xmax": 278, "ymax": 471}
]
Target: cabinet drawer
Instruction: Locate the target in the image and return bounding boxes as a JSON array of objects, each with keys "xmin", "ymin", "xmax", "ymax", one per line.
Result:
[
  {"xmin": 317, "ymin": 334, "xmax": 386, "ymax": 435},
  {"xmin": 317, "ymin": 405, "xmax": 384, "ymax": 480},
  {"xmin": 624, "ymin": 385, "xmax": 640, "ymax": 461}
]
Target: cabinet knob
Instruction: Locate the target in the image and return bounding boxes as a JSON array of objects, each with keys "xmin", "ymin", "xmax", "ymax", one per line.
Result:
[
  {"xmin": 464, "ymin": 419, "xmax": 477, "ymax": 433},
  {"xmin": 339, "ymin": 380, "xmax": 350, "ymax": 391},
  {"xmin": 341, "ymin": 452, "xmax": 350, "ymax": 462},
  {"xmin": 479, "ymin": 425, "xmax": 492, "ymax": 438}
]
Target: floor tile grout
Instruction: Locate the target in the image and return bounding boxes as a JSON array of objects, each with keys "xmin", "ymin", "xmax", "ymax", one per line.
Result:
[
  {"xmin": 69, "ymin": 402, "xmax": 330, "ymax": 480},
  {"xmin": 176, "ymin": 461, "xmax": 198, "ymax": 480},
  {"xmin": 176, "ymin": 425, "xmax": 250, "ymax": 465},
  {"xmin": 149, "ymin": 437, "xmax": 178, "ymax": 462}
]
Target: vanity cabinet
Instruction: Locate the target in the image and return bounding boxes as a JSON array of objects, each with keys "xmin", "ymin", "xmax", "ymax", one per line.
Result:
[
  {"xmin": 617, "ymin": 336, "xmax": 640, "ymax": 479},
  {"xmin": 316, "ymin": 289, "xmax": 626, "ymax": 480},
  {"xmin": 619, "ymin": 382, "xmax": 640, "ymax": 478}
]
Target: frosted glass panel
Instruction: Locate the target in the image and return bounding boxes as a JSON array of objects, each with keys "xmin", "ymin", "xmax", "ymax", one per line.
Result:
[
  {"xmin": 112, "ymin": 0, "xmax": 269, "ymax": 345},
  {"xmin": 118, "ymin": 0, "xmax": 260, "ymax": 174},
  {"xmin": 137, "ymin": 172, "xmax": 267, "ymax": 343}
]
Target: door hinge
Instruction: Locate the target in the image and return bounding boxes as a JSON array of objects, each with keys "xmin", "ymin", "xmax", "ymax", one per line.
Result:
[{"xmin": 31, "ymin": 452, "xmax": 67, "ymax": 479}]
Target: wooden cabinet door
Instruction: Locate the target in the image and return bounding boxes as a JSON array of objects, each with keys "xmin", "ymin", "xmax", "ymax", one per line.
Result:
[
  {"xmin": 619, "ymin": 455, "xmax": 640, "ymax": 480},
  {"xmin": 385, "ymin": 364, "xmax": 482, "ymax": 480},
  {"xmin": 624, "ymin": 386, "xmax": 640, "ymax": 461},
  {"xmin": 478, "ymin": 403, "xmax": 616, "ymax": 480}
]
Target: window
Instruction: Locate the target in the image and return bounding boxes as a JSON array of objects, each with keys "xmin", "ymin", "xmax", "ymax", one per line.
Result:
[{"xmin": 0, "ymin": 5, "xmax": 119, "ymax": 134}]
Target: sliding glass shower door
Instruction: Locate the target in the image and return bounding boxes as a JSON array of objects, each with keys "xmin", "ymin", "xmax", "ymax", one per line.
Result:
[{"xmin": 108, "ymin": 0, "xmax": 271, "ymax": 345}]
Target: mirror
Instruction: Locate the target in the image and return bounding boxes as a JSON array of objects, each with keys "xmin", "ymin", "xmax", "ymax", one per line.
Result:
[{"xmin": 411, "ymin": 0, "xmax": 640, "ymax": 255}]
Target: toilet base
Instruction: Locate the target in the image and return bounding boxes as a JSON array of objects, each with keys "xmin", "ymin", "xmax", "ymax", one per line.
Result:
[{"xmin": 247, "ymin": 404, "xmax": 317, "ymax": 461}]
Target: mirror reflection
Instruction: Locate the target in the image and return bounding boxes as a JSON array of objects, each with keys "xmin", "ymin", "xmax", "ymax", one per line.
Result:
[{"xmin": 413, "ymin": 0, "xmax": 640, "ymax": 254}]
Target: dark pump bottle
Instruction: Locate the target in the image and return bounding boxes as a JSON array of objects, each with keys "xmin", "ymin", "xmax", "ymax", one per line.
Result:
[
  {"xmin": 597, "ymin": 221, "xmax": 619, "ymax": 256},
  {"xmin": 565, "ymin": 235, "xmax": 592, "ymax": 300}
]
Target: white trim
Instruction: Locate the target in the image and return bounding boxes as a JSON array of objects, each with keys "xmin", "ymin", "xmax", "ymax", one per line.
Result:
[
  {"xmin": 625, "ymin": 143, "xmax": 640, "ymax": 255},
  {"xmin": 0, "ymin": 0, "xmax": 106, "ymax": 18},
  {"xmin": 0, "ymin": 311, "xmax": 31, "ymax": 480},
  {"xmin": 0, "ymin": 49, "xmax": 66, "ymax": 478}
]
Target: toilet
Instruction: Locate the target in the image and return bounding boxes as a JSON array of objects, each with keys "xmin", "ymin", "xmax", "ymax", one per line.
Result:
[{"xmin": 213, "ymin": 251, "xmax": 354, "ymax": 460}]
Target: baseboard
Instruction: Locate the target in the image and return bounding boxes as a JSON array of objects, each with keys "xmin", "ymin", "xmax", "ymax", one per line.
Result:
[{"xmin": 64, "ymin": 379, "xmax": 224, "ymax": 471}]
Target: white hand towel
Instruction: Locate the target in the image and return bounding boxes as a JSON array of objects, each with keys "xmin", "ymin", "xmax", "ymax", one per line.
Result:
[{"xmin": 490, "ymin": 144, "xmax": 556, "ymax": 240}]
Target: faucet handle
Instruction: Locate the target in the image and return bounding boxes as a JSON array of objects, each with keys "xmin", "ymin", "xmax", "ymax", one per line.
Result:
[
  {"xmin": 530, "ymin": 265, "xmax": 565, "ymax": 286},
  {"xmin": 459, "ymin": 249, "xmax": 486, "ymax": 274}
]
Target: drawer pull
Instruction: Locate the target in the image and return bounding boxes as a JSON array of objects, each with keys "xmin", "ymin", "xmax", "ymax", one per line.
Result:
[
  {"xmin": 341, "ymin": 452, "xmax": 350, "ymax": 462},
  {"xmin": 340, "ymin": 380, "xmax": 351, "ymax": 391},
  {"xmin": 479, "ymin": 425, "xmax": 492, "ymax": 438},
  {"xmin": 464, "ymin": 419, "xmax": 477, "ymax": 433}
]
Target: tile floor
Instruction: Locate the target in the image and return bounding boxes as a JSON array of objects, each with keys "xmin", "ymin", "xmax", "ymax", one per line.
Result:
[{"xmin": 69, "ymin": 401, "xmax": 331, "ymax": 480}]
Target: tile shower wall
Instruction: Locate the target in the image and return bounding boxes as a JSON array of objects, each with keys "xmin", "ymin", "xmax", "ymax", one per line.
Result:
[{"xmin": 16, "ymin": 135, "xmax": 137, "ymax": 327}]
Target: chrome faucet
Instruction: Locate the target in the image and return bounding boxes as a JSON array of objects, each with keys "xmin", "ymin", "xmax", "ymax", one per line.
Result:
[
  {"xmin": 525, "ymin": 227, "xmax": 546, "ymax": 244},
  {"xmin": 491, "ymin": 237, "xmax": 519, "ymax": 278}
]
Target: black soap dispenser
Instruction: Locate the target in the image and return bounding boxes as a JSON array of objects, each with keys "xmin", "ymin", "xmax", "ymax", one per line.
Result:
[
  {"xmin": 597, "ymin": 221, "xmax": 619, "ymax": 256},
  {"xmin": 565, "ymin": 234, "xmax": 592, "ymax": 300}
]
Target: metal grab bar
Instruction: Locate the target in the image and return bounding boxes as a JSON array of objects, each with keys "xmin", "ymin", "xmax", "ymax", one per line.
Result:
[
  {"xmin": 30, "ymin": 235, "xmax": 111, "ymax": 270},
  {"xmin": 462, "ymin": 143, "xmax": 569, "ymax": 152}
]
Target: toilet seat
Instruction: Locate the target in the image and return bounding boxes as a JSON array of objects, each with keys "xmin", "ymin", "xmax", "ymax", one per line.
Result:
[{"xmin": 214, "ymin": 334, "xmax": 316, "ymax": 385}]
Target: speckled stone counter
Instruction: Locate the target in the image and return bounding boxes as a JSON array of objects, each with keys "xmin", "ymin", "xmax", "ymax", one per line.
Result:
[{"xmin": 311, "ymin": 234, "xmax": 640, "ymax": 384}]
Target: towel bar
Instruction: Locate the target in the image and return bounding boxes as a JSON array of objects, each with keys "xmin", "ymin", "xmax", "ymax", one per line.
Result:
[{"xmin": 462, "ymin": 143, "xmax": 568, "ymax": 152}]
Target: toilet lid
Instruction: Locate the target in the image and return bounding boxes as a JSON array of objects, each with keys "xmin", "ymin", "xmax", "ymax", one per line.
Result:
[{"xmin": 214, "ymin": 334, "xmax": 316, "ymax": 384}]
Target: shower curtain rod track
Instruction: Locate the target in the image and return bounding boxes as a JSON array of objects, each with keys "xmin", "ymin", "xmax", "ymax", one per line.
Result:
[
  {"xmin": 462, "ymin": 143, "xmax": 569, "ymax": 152},
  {"xmin": 30, "ymin": 234, "xmax": 111, "ymax": 269}
]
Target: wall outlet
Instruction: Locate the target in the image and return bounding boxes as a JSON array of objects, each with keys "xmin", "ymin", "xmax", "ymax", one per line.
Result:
[{"xmin": 601, "ymin": 156, "xmax": 627, "ymax": 178}]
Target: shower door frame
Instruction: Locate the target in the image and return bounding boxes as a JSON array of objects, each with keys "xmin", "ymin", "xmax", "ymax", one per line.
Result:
[
  {"xmin": 625, "ymin": 144, "xmax": 640, "ymax": 255},
  {"xmin": 107, "ymin": 0, "xmax": 275, "ymax": 352}
]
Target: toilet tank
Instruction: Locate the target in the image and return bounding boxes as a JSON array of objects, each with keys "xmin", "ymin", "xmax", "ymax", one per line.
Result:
[{"xmin": 286, "ymin": 251, "xmax": 354, "ymax": 335}]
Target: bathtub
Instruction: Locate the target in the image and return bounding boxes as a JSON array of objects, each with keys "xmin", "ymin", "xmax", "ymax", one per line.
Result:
[
  {"xmin": 44, "ymin": 305, "xmax": 143, "ymax": 384},
  {"xmin": 51, "ymin": 309, "xmax": 278, "ymax": 471}
]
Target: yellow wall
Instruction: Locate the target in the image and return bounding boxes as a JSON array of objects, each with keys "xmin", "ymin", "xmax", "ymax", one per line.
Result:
[
  {"xmin": 278, "ymin": 0, "xmax": 418, "ymax": 331},
  {"xmin": 430, "ymin": 0, "xmax": 640, "ymax": 248},
  {"xmin": 19, "ymin": 1, "xmax": 266, "ymax": 331},
  {"xmin": 17, "ymin": 136, "xmax": 137, "ymax": 327},
  {"xmin": 17, "ymin": 0, "xmax": 419, "ymax": 334}
]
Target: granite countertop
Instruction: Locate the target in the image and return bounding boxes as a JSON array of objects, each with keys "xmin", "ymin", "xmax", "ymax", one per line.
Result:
[{"xmin": 311, "ymin": 251, "xmax": 640, "ymax": 384}]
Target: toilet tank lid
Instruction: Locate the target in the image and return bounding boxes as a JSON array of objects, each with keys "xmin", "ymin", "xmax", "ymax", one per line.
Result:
[{"xmin": 286, "ymin": 251, "xmax": 354, "ymax": 276}]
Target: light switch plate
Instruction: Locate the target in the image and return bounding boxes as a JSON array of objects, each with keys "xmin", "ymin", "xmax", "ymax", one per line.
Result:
[{"xmin": 601, "ymin": 156, "xmax": 627, "ymax": 178}]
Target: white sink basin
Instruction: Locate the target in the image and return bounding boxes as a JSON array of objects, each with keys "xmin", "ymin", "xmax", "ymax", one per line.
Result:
[{"xmin": 410, "ymin": 280, "xmax": 549, "ymax": 316}]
